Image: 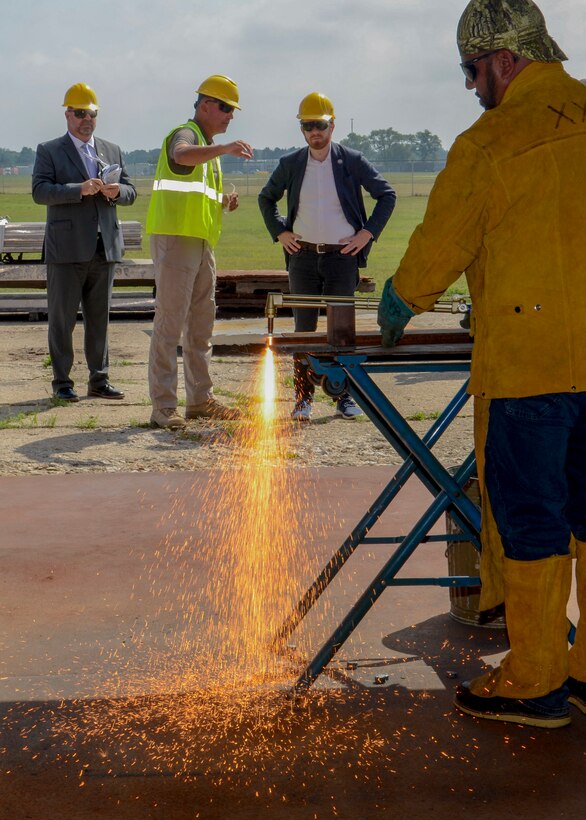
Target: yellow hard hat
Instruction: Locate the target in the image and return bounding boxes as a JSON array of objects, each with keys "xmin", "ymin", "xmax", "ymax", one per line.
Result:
[
  {"xmin": 297, "ymin": 92, "xmax": 335, "ymax": 121},
  {"xmin": 196, "ymin": 75, "xmax": 241, "ymax": 109},
  {"xmin": 62, "ymin": 83, "xmax": 99, "ymax": 110}
]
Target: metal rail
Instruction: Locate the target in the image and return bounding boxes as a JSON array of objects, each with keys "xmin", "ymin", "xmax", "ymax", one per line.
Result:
[
  {"xmin": 269, "ymin": 344, "xmax": 483, "ymax": 694},
  {"xmin": 272, "ymin": 372, "xmax": 476, "ymax": 653},
  {"xmin": 269, "ymin": 320, "xmax": 573, "ymax": 693},
  {"xmin": 264, "ymin": 291, "xmax": 470, "ymax": 335}
]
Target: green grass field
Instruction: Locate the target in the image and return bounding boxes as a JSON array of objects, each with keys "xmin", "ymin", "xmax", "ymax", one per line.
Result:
[{"xmin": 0, "ymin": 173, "xmax": 467, "ymax": 295}]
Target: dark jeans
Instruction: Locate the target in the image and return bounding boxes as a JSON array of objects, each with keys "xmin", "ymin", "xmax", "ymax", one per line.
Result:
[
  {"xmin": 47, "ymin": 239, "xmax": 114, "ymax": 391},
  {"xmin": 288, "ymin": 249, "xmax": 359, "ymax": 400},
  {"xmin": 485, "ymin": 393, "xmax": 586, "ymax": 560}
]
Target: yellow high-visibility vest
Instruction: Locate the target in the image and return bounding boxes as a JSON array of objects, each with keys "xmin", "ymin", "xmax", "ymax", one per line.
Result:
[{"xmin": 146, "ymin": 120, "xmax": 223, "ymax": 246}]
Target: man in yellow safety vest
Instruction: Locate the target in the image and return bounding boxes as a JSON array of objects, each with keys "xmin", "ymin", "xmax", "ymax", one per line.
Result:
[{"xmin": 146, "ymin": 75, "xmax": 253, "ymax": 429}]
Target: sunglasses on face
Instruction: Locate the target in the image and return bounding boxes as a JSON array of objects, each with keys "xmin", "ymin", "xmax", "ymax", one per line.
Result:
[
  {"xmin": 300, "ymin": 120, "xmax": 331, "ymax": 132},
  {"xmin": 460, "ymin": 50, "xmax": 498, "ymax": 82},
  {"xmin": 211, "ymin": 98, "xmax": 235, "ymax": 114},
  {"xmin": 69, "ymin": 108, "xmax": 98, "ymax": 119}
]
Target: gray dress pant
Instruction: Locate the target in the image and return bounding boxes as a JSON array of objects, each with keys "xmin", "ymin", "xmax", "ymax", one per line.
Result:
[{"xmin": 47, "ymin": 240, "xmax": 114, "ymax": 391}]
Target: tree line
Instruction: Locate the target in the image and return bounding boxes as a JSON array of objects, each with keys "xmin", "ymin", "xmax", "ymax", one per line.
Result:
[
  {"xmin": 341, "ymin": 128, "xmax": 445, "ymax": 162},
  {"xmin": 250, "ymin": 128, "xmax": 445, "ymax": 162},
  {"xmin": 0, "ymin": 147, "xmax": 36, "ymax": 167},
  {"xmin": 1, "ymin": 127, "xmax": 445, "ymax": 169}
]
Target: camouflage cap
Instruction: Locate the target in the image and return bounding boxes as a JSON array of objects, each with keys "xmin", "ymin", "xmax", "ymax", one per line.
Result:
[{"xmin": 457, "ymin": 0, "xmax": 567, "ymax": 62}]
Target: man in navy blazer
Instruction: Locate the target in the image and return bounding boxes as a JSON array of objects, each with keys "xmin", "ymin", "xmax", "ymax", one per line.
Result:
[
  {"xmin": 259, "ymin": 92, "xmax": 396, "ymax": 420},
  {"xmin": 32, "ymin": 83, "xmax": 137, "ymax": 402}
]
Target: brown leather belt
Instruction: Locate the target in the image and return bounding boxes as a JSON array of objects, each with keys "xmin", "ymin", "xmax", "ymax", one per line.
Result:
[{"xmin": 297, "ymin": 241, "xmax": 345, "ymax": 254}]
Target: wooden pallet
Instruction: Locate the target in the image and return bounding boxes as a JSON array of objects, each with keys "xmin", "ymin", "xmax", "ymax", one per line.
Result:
[
  {"xmin": 0, "ymin": 220, "xmax": 142, "ymax": 257},
  {"xmin": 0, "ymin": 220, "xmax": 375, "ymax": 315},
  {"xmin": 0, "ymin": 261, "xmax": 372, "ymax": 298}
]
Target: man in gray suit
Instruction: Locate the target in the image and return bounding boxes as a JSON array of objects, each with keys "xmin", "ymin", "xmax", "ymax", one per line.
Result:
[{"xmin": 32, "ymin": 82, "xmax": 137, "ymax": 401}]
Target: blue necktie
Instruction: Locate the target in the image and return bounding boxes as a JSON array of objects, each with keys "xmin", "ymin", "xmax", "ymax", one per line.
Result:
[{"xmin": 80, "ymin": 142, "xmax": 98, "ymax": 178}]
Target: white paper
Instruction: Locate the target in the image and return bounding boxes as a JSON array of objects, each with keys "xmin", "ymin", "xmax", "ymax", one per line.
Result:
[{"xmin": 100, "ymin": 164, "xmax": 122, "ymax": 184}]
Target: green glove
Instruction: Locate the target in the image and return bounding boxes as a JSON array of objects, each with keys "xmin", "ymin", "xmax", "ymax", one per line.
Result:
[{"xmin": 377, "ymin": 278, "xmax": 415, "ymax": 347}]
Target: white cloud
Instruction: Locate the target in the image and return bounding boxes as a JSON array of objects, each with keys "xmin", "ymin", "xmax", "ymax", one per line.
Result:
[{"xmin": 1, "ymin": 0, "xmax": 584, "ymax": 152}]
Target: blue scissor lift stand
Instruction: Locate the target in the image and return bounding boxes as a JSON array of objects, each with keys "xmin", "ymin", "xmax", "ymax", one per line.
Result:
[{"xmin": 272, "ymin": 331, "xmax": 483, "ymax": 695}]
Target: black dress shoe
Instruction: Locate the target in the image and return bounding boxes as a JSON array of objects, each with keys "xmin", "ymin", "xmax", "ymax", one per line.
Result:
[
  {"xmin": 54, "ymin": 387, "xmax": 79, "ymax": 402},
  {"xmin": 87, "ymin": 382, "xmax": 125, "ymax": 400}
]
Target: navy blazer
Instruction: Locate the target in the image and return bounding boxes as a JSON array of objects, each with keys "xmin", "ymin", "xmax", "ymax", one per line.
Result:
[
  {"xmin": 258, "ymin": 142, "xmax": 396, "ymax": 268},
  {"xmin": 32, "ymin": 133, "xmax": 137, "ymax": 264}
]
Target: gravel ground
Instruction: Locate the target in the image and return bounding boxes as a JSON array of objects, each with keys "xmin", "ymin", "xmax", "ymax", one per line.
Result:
[{"xmin": 0, "ymin": 312, "xmax": 474, "ymax": 476}]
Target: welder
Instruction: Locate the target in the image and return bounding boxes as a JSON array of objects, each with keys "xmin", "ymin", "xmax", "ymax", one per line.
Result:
[{"xmin": 378, "ymin": 0, "xmax": 586, "ymax": 728}]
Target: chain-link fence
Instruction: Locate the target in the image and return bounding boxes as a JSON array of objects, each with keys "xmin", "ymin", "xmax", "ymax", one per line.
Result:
[
  {"xmin": 223, "ymin": 159, "xmax": 444, "ymax": 198},
  {"xmin": 221, "ymin": 158, "xmax": 445, "ymax": 198},
  {"xmin": 0, "ymin": 158, "xmax": 445, "ymax": 199}
]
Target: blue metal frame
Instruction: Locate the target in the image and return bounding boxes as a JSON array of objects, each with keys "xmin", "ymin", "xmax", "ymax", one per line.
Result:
[{"xmin": 274, "ymin": 352, "xmax": 484, "ymax": 694}]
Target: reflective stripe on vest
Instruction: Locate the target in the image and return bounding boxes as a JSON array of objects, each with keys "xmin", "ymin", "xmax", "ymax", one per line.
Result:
[{"xmin": 152, "ymin": 178, "xmax": 223, "ymax": 202}]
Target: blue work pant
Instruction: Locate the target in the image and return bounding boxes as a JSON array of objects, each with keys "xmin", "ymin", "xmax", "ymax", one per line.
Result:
[{"xmin": 485, "ymin": 393, "xmax": 586, "ymax": 561}]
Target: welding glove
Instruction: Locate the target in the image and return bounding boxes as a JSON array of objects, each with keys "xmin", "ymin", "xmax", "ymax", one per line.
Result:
[{"xmin": 377, "ymin": 278, "xmax": 415, "ymax": 347}]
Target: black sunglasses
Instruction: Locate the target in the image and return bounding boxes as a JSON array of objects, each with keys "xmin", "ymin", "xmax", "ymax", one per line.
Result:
[
  {"xmin": 300, "ymin": 120, "xmax": 331, "ymax": 132},
  {"xmin": 69, "ymin": 108, "xmax": 98, "ymax": 119},
  {"xmin": 460, "ymin": 50, "xmax": 498, "ymax": 82},
  {"xmin": 211, "ymin": 98, "xmax": 234, "ymax": 114}
]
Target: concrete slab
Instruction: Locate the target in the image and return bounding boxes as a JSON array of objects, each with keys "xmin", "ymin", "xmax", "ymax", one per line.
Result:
[
  {"xmin": 0, "ymin": 466, "xmax": 476, "ymax": 702},
  {"xmin": 0, "ymin": 467, "xmax": 583, "ymax": 819}
]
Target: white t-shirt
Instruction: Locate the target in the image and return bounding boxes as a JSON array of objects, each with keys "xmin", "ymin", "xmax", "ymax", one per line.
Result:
[{"xmin": 293, "ymin": 148, "xmax": 354, "ymax": 244}]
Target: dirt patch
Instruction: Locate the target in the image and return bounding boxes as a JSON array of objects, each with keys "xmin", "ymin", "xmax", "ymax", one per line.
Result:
[{"xmin": 0, "ymin": 313, "xmax": 473, "ymax": 476}]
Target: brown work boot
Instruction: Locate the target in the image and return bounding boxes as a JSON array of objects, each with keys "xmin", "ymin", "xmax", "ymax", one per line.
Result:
[
  {"xmin": 186, "ymin": 398, "xmax": 242, "ymax": 420},
  {"xmin": 150, "ymin": 407, "xmax": 186, "ymax": 430}
]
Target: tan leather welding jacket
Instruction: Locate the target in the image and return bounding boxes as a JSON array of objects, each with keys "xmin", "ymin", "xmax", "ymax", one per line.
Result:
[{"xmin": 393, "ymin": 62, "xmax": 586, "ymax": 400}]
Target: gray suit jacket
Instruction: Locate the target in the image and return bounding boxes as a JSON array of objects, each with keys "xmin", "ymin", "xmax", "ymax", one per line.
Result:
[{"xmin": 32, "ymin": 133, "xmax": 137, "ymax": 264}]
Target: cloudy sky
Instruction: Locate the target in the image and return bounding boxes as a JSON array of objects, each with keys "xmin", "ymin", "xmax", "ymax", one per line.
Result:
[{"xmin": 2, "ymin": 0, "xmax": 585, "ymax": 153}]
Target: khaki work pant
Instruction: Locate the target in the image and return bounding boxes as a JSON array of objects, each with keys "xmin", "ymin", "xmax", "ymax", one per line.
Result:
[{"xmin": 148, "ymin": 234, "xmax": 216, "ymax": 409}]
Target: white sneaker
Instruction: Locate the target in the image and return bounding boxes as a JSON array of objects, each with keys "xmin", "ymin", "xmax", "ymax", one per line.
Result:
[
  {"xmin": 335, "ymin": 397, "xmax": 362, "ymax": 419},
  {"xmin": 291, "ymin": 399, "xmax": 313, "ymax": 421},
  {"xmin": 150, "ymin": 407, "xmax": 186, "ymax": 430}
]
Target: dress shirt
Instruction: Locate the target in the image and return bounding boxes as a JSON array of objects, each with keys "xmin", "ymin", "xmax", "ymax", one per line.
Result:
[
  {"xmin": 293, "ymin": 148, "xmax": 354, "ymax": 244},
  {"xmin": 69, "ymin": 132, "xmax": 98, "ymax": 178}
]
